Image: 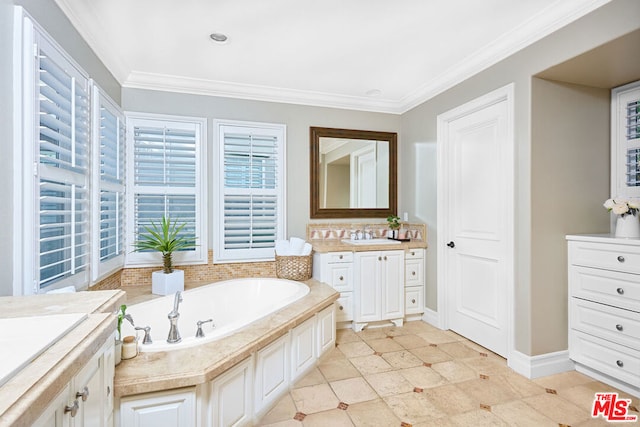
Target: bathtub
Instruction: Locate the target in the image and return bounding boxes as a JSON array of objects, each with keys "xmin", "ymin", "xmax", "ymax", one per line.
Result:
[{"xmin": 121, "ymin": 278, "xmax": 310, "ymax": 352}]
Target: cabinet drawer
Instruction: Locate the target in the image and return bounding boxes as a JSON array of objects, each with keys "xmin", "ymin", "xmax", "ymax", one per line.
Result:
[
  {"xmin": 405, "ymin": 286, "xmax": 424, "ymax": 315},
  {"xmin": 571, "ymin": 298, "xmax": 640, "ymax": 350},
  {"xmin": 335, "ymin": 293, "xmax": 353, "ymax": 322},
  {"xmin": 405, "ymin": 249, "xmax": 424, "ymax": 260},
  {"xmin": 327, "ymin": 252, "xmax": 353, "ymax": 263},
  {"xmin": 330, "ymin": 266, "xmax": 353, "ymax": 291},
  {"xmin": 405, "ymin": 260, "xmax": 424, "ymax": 287},
  {"xmin": 570, "ymin": 266, "xmax": 640, "ymax": 312},
  {"xmin": 569, "ymin": 241, "xmax": 640, "ymax": 275},
  {"xmin": 570, "ymin": 330, "xmax": 640, "ymax": 387}
]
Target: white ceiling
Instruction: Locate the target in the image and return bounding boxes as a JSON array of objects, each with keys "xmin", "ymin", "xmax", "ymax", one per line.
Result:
[{"xmin": 55, "ymin": 0, "xmax": 609, "ymax": 113}]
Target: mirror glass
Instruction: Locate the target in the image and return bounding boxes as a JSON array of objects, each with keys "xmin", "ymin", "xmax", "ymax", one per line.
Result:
[{"xmin": 310, "ymin": 127, "xmax": 397, "ymax": 218}]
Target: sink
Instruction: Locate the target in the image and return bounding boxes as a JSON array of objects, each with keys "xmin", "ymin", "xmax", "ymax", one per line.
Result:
[
  {"xmin": 341, "ymin": 238, "xmax": 402, "ymax": 245},
  {"xmin": 0, "ymin": 313, "xmax": 87, "ymax": 387}
]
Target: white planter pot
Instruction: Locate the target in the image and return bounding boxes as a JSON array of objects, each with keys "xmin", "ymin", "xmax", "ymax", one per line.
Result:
[
  {"xmin": 152, "ymin": 270, "xmax": 185, "ymax": 295},
  {"xmin": 615, "ymin": 214, "xmax": 640, "ymax": 238}
]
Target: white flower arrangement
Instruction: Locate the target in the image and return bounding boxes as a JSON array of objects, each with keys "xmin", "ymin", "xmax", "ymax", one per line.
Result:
[{"xmin": 604, "ymin": 198, "xmax": 639, "ymax": 217}]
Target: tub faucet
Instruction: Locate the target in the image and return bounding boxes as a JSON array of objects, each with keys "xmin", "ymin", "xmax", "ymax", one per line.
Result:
[{"xmin": 167, "ymin": 291, "xmax": 183, "ymax": 344}]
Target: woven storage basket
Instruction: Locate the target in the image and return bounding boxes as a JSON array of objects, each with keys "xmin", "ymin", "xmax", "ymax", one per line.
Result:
[{"xmin": 275, "ymin": 253, "xmax": 313, "ymax": 281}]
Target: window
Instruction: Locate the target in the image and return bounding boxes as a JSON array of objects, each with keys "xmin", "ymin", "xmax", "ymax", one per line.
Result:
[
  {"xmin": 612, "ymin": 80, "xmax": 640, "ymax": 199},
  {"xmin": 126, "ymin": 113, "xmax": 207, "ymax": 266},
  {"xmin": 92, "ymin": 87, "xmax": 126, "ymax": 280},
  {"xmin": 214, "ymin": 120, "xmax": 286, "ymax": 262}
]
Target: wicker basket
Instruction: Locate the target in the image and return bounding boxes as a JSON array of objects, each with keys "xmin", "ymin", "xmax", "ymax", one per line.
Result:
[{"xmin": 275, "ymin": 253, "xmax": 313, "ymax": 281}]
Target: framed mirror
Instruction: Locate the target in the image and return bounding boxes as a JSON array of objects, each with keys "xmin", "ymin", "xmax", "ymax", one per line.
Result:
[{"xmin": 310, "ymin": 126, "xmax": 397, "ymax": 219}]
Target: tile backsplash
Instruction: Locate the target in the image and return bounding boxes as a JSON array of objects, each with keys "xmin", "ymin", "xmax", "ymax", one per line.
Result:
[{"xmin": 306, "ymin": 222, "xmax": 426, "ymax": 241}]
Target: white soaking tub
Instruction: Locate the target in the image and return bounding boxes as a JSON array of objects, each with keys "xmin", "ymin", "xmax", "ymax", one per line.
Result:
[{"xmin": 121, "ymin": 278, "xmax": 310, "ymax": 352}]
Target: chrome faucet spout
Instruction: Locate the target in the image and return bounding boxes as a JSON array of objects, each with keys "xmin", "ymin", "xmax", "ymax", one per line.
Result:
[
  {"xmin": 170, "ymin": 291, "xmax": 183, "ymax": 316},
  {"xmin": 167, "ymin": 291, "xmax": 183, "ymax": 344}
]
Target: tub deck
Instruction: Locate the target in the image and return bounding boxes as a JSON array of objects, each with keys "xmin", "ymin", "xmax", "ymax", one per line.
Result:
[{"xmin": 114, "ymin": 278, "xmax": 339, "ymax": 397}]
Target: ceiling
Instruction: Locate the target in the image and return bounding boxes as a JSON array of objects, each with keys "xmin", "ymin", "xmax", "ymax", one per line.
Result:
[{"xmin": 55, "ymin": 0, "xmax": 610, "ymax": 114}]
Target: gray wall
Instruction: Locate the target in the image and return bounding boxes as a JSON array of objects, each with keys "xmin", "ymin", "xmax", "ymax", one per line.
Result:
[
  {"xmin": 122, "ymin": 89, "xmax": 402, "ymax": 242},
  {"xmin": 400, "ymin": 0, "xmax": 640, "ymax": 356}
]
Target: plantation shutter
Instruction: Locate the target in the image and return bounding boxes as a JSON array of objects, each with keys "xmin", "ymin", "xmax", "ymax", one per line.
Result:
[
  {"xmin": 215, "ymin": 122, "xmax": 286, "ymax": 262},
  {"xmin": 612, "ymin": 82, "xmax": 640, "ymax": 199},
  {"xmin": 36, "ymin": 34, "xmax": 90, "ymax": 289},
  {"xmin": 625, "ymin": 98, "xmax": 640, "ymax": 188}
]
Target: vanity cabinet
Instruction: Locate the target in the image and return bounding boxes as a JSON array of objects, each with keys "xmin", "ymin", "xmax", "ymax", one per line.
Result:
[
  {"xmin": 353, "ymin": 250, "xmax": 405, "ymax": 332},
  {"xmin": 312, "ymin": 251, "xmax": 354, "ymax": 322},
  {"xmin": 405, "ymin": 249, "xmax": 425, "ymax": 316},
  {"xmin": 567, "ymin": 235, "xmax": 640, "ymax": 396},
  {"xmin": 34, "ymin": 337, "xmax": 115, "ymax": 427}
]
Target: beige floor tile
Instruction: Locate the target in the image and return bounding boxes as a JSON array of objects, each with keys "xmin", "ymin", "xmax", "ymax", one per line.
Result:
[
  {"xmin": 533, "ymin": 370, "xmax": 595, "ymax": 391},
  {"xmin": 346, "ymin": 398, "xmax": 401, "ymax": 427},
  {"xmin": 381, "ymin": 350, "xmax": 424, "ymax": 369},
  {"xmin": 320, "ymin": 346, "xmax": 348, "ymax": 361},
  {"xmin": 422, "ymin": 383, "xmax": 478, "ymax": 415},
  {"xmin": 329, "ymin": 377, "xmax": 378, "ymax": 404},
  {"xmin": 401, "ymin": 320, "xmax": 440, "ymax": 334},
  {"xmin": 357, "ymin": 328, "xmax": 389, "ymax": 341},
  {"xmin": 258, "ymin": 419, "xmax": 301, "ymax": 427},
  {"xmin": 417, "ymin": 329, "xmax": 460, "ymax": 345},
  {"xmin": 392, "ymin": 334, "xmax": 432, "ymax": 349},
  {"xmin": 438, "ymin": 341, "xmax": 484, "ymax": 359},
  {"xmin": 293, "ymin": 368, "xmax": 326, "ymax": 388},
  {"xmin": 259, "ymin": 393, "xmax": 298, "ymax": 425},
  {"xmin": 523, "ymin": 393, "xmax": 592, "ymax": 426},
  {"xmin": 412, "ymin": 417, "xmax": 458, "ymax": 427},
  {"xmin": 365, "ymin": 337, "xmax": 404, "ymax": 353},
  {"xmin": 301, "ymin": 408, "xmax": 354, "ymax": 427},
  {"xmin": 398, "ymin": 365, "xmax": 448, "ymax": 389},
  {"xmin": 491, "ymin": 400, "xmax": 557, "ymax": 426},
  {"xmin": 317, "ymin": 357, "xmax": 361, "ymax": 382},
  {"xmin": 336, "ymin": 328, "xmax": 362, "ymax": 344},
  {"xmin": 409, "ymin": 345, "xmax": 453, "ymax": 364},
  {"xmin": 383, "ymin": 391, "xmax": 447, "ymax": 423},
  {"xmin": 449, "ymin": 409, "xmax": 508, "ymax": 426},
  {"xmin": 291, "ymin": 383, "xmax": 340, "ymax": 414},
  {"xmin": 455, "ymin": 377, "xmax": 521, "ymax": 406},
  {"xmin": 431, "ymin": 360, "xmax": 478, "ymax": 383},
  {"xmin": 349, "ymin": 354, "xmax": 394, "ymax": 375},
  {"xmin": 364, "ymin": 371, "xmax": 414, "ymax": 397},
  {"xmin": 575, "ymin": 417, "xmax": 622, "ymax": 426},
  {"xmin": 384, "ymin": 325, "xmax": 412, "ymax": 336},
  {"xmin": 337, "ymin": 341, "xmax": 374, "ymax": 358},
  {"xmin": 460, "ymin": 356, "xmax": 513, "ymax": 376}
]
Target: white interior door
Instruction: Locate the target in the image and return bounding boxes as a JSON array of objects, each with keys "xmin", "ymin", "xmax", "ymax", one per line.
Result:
[{"xmin": 437, "ymin": 84, "xmax": 514, "ymax": 358}]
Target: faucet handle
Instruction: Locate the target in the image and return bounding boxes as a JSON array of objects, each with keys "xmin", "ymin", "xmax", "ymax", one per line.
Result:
[
  {"xmin": 134, "ymin": 325, "xmax": 153, "ymax": 345},
  {"xmin": 195, "ymin": 319, "xmax": 214, "ymax": 338}
]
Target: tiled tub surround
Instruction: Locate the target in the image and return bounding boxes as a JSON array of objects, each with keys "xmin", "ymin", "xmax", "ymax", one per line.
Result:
[
  {"xmin": 114, "ymin": 279, "xmax": 339, "ymax": 423},
  {"xmin": 0, "ymin": 290, "xmax": 126, "ymax": 427}
]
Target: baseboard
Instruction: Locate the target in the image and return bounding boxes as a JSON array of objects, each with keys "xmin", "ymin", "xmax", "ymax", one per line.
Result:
[
  {"xmin": 421, "ymin": 308, "xmax": 441, "ymax": 329},
  {"xmin": 508, "ymin": 349, "xmax": 574, "ymax": 379}
]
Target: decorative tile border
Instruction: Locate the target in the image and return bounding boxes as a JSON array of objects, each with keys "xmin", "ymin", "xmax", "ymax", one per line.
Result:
[{"xmin": 306, "ymin": 222, "xmax": 426, "ymax": 242}]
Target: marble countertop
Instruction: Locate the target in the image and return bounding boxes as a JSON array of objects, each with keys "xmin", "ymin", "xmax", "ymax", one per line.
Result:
[
  {"xmin": 312, "ymin": 239, "xmax": 428, "ymax": 253},
  {"xmin": 0, "ymin": 290, "xmax": 125, "ymax": 427},
  {"xmin": 115, "ymin": 279, "xmax": 339, "ymax": 397}
]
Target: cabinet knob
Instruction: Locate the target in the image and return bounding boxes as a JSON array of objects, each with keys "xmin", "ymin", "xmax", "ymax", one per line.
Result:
[
  {"xmin": 339, "ymin": 305, "xmax": 344, "ymax": 311},
  {"xmin": 617, "ymin": 255, "xmax": 625, "ymax": 263},
  {"xmin": 76, "ymin": 386, "xmax": 89, "ymax": 402},
  {"xmin": 339, "ymin": 276, "xmax": 344, "ymax": 281},
  {"xmin": 384, "ymin": 256, "xmax": 387, "ymax": 261},
  {"xmin": 64, "ymin": 400, "xmax": 79, "ymax": 417},
  {"xmin": 339, "ymin": 255, "xmax": 343, "ymax": 259},
  {"xmin": 617, "ymin": 287, "xmax": 625, "ymax": 295},
  {"xmin": 616, "ymin": 324, "xmax": 624, "ymax": 331},
  {"xmin": 378, "ymin": 256, "xmax": 382, "ymax": 261},
  {"xmin": 410, "ymin": 251, "xmax": 415, "ymax": 256},
  {"xmin": 411, "ymin": 271, "xmax": 416, "ymax": 276},
  {"xmin": 616, "ymin": 360, "xmax": 624, "ymax": 368},
  {"xmin": 107, "ymin": 386, "xmax": 111, "ymax": 397},
  {"xmin": 411, "ymin": 299, "xmax": 416, "ymax": 304}
]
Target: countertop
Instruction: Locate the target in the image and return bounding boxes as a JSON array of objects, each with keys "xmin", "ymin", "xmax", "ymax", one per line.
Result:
[
  {"xmin": 114, "ymin": 279, "xmax": 339, "ymax": 397},
  {"xmin": 312, "ymin": 239, "xmax": 427, "ymax": 253},
  {"xmin": 0, "ymin": 290, "xmax": 125, "ymax": 427}
]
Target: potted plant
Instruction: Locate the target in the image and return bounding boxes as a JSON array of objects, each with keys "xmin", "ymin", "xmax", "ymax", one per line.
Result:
[
  {"xmin": 386, "ymin": 215, "xmax": 401, "ymax": 239},
  {"xmin": 132, "ymin": 215, "xmax": 197, "ymax": 295}
]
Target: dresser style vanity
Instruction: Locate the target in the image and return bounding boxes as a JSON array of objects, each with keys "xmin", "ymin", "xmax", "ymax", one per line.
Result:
[
  {"xmin": 567, "ymin": 234, "xmax": 640, "ymax": 396},
  {"xmin": 310, "ymin": 223, "xmax": 427, "ymax": 331}
]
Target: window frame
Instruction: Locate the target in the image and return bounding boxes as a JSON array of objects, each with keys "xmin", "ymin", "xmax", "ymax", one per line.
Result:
[
  {"xmin": 125, "ymin": 112, "xmax": 208, "ymax": 267},
  {"xmin": 213, "ymin": 119, "xmax": 287, "ymax": 263}
]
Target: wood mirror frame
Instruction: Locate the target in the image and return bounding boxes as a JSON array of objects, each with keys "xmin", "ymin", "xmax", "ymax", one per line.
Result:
[{"xmin": 310, "ymin": 126, "xmax": 397, "ymax": 219}]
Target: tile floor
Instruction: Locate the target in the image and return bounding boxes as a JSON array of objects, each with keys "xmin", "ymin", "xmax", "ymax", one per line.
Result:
[{"xmin": 257, "ymin": 321, "xmax": 639, "ymax": 426}]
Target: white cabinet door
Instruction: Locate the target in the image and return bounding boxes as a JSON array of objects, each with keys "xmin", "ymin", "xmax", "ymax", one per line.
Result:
[
  {"xmin": 32, "ymin": 383, "xmax": 72, "ymax": 427},
  {"xmin": 254, "ymin": 335, "xmax": 289, "ymax": 417},
  {"xmin": 210, "ymin": 357, "xmax": 253, "ymax": 427},
  {"xmin": 291, "ymin": 317, "xmax": 316, "ymax": 381},
  {"xmin": 74, "ymin": 349, "xmax": 103, "ymax": 427},
  {"xmin": 354, "ymin": 252, "xmax": 382, "ymax": 323},
  {"xmin": 335, "ymin": 293, "xmax": 353, "ymax": 322},
  {"xmin": 120, "ymin": 389, "xmax": 196, "ymax": 427},
  {"xmin": 381, "ymin": 250, "xmax": 404, "ymax": 320},
  {"xmin": 316, "ymin": 304, "xmax": 336, "ymax": 357}
]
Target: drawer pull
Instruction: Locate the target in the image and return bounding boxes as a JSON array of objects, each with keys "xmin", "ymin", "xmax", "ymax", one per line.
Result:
[
  {"xmin": 617, "ymin": 288, "xmax": 625, "ymax": 295},
  {"xmin": 339, "ymin": 305, "xmax": 344, "ymax": 311},
  {"xmin": 411, "ymin": 299, "xmax": 416, "ymax": 304},
  {"xmin": 411, "ymin": 251, "xmax": 415, "ymax": 256},
  {"xmin": 411, "ymin": 271, "xmax": 416, "ymax": 276},
  {"xmin": 384, "ymin": 256, "xmax": 387, "ymax": 261},
  {"xmin": 64, "ymin": 400, "xmax": 79, "ymax": 417},
  {"xmin": 339, "ymin": 276, "xmax": 344, "ymax": 281},
  {"xmin": 616, "ymin": 360, "xmax": 624, "ymax": 368},
  {"xmin": 339, "ymin": 255, "xmax": 343, "ymax": 259},
  {"xmin": 617, "ymin": 255, "xmax": 625, "ymax": 263},
  {"xmin": 616, "ymin": 324, "xmax": 624, "ymax": 331},
  {"xmin": 76, "ymin": 386, "xmax": 89, "ymax": 402},
  {"xmin": 378, "ymin": 256, "xmax": 382, "ymax": 261}
]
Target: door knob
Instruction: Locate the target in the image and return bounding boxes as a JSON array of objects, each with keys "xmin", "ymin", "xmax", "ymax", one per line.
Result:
[{"xmin": 447, "ymin": 241, "xmax": 455, "ymax": 248}]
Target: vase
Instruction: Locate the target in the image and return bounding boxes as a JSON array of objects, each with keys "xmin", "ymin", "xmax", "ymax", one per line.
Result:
[
  {"xmin": 615, "ymin": 214, "xmax": 640, "ymax": 238},
  {"xmin": 152, "ymin": 269, "xmax": 185, "ymax": 295}
]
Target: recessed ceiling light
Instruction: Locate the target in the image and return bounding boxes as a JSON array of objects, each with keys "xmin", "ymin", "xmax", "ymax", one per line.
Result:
[
  {"xmin": 365, "ymin": 89, "xmax": 382, "ymax": 97},
  {"xmin": 209, "ymin": 32, "xmax": 228, "ymax": 43}
]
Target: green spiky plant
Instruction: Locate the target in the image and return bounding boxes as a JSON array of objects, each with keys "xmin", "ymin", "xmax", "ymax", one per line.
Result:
[{"xmin": 132, "ymin": 215, "xmax": 197, "ymax": 274}]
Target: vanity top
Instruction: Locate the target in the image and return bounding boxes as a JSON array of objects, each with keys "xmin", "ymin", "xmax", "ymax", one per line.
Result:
[
  {"xmin": 307, "ymin": 222, "xmax": 427, "ymax": 253},
  {"xmin": 0, "ymin": 290, "xmax": 125, "ymax": 427},
  {"xmin": 312, "ymin": 239, "xmax": 427, "ymax": 253}
]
